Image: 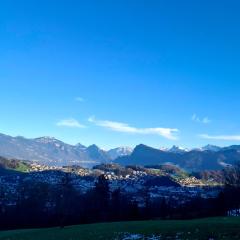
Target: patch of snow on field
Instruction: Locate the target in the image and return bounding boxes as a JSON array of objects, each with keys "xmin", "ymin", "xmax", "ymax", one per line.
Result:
[
  {"xmin": 121, "ymin": 234, "xmax": 142, "ymax": 239},
  {"xmin": 115, "ymin": 232, "xmax": 162, "ymax": 240}
]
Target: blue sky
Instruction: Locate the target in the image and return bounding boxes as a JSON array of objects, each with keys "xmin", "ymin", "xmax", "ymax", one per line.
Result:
[{"xmin": 1, "ymin": 0, "xmax": 240, "ymax": 149}]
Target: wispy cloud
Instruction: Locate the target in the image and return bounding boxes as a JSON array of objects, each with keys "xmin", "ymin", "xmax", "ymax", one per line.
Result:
[
  {"xmin": 75, "ymin": 97, "xmax": 85, "ymax": 102},
  {"xmin": 199, "ymin": 134, "xmax": 240, "ymax": 141},
  {"xmin": 192, "ymin": 114, "xmax": 211, "ymax": 124},
  {"xmin": 88, "ymin": 117, "xmax": 179, "ymax": 140},
  {"xmin": 57, "ymin": 118, "xmax": 86, "ymax": 128}
]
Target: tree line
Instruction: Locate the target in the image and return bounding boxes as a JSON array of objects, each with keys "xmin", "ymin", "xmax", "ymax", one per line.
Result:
[{"xmin": 0, "ymin": 163, "xmax": 240, "ymax": 230}]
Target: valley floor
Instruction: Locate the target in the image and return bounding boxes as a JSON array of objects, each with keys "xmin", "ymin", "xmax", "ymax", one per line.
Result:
[{"xmin": 0, "ymin": 217, "xmax": 240, "ymax": 240}]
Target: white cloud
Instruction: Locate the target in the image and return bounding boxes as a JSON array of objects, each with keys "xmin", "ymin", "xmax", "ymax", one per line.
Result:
[
  {"xmin": 88, "ymin": 116, "xmax": 179, "ymax": 140},
  {"xmin": 192, "ymin": 114, "xmax": 211, "ymax": 124},
  {"xmin": 75, "ymin": 97, "xmax": 85, "ymax": 102},
  {"xmin": 199, "ymin": 134, "xmax": 240, "ymax": 141},
  {"xmin": 202, "ymin": 117, "xmax": 211, "ymax": 124},
  {"xmin": 57, "ymin": 119, "xmax": 85, "ymax": 128}
]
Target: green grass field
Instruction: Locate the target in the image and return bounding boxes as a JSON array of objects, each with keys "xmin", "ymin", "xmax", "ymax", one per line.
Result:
[{"xmin": 0, "ymin": 217, "xmax": 239, "ymax": 240}]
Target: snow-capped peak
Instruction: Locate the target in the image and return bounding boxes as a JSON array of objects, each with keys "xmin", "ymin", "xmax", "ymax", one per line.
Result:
[
  {"xmin": 168, "ymin": 145, "xmax": 189, "ymax": 153},
  {"xmin": 34, "ymin": 136, "xmax": 60, "ymax": 144},
  {"xmin": 159, "ymin": 147, "xmax": 169, "ymax": 152},
  {"xmin": 107, "ymin": 146, "xmax": 133, "ymax": 160},
  {"xmin": 201, "ymin": 144, "xmax": 221, "ymax": 152}
]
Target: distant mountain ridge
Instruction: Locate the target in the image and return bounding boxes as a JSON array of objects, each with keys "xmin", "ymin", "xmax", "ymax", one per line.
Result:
[
  {"xmin": 0, "ymin": 133, "xmax": 132, "ymax": 167},
  {"xmin": 116, "ymin": 144, "xmax": 240, "ymax": 171},
  {"xmin": 0, "ymin": 133, "xmax": 240, "ymax": 170}
]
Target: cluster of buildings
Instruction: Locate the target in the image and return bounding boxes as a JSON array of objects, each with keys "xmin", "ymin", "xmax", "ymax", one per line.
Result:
[{"xmin": 0, "ymin": 164, "xmax": 222, "ymax": 209}]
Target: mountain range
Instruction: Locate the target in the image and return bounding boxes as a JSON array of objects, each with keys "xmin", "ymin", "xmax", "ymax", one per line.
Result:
[
  {"xmin": 116, "ymin": 144, "xmax": 240, "ymax": 171},
  {"xmin": 0, "ymin": 133, "xmax": 131, "ymax": 167},
  {"xmin": 0, "ymin": 133, "xmax": 240, "ymax": 171}
]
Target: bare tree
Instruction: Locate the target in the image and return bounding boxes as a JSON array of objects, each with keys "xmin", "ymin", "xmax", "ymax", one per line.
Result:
[{"xmin": 223, "ymin": 161, "xmax": 240, "ymax": 187}]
